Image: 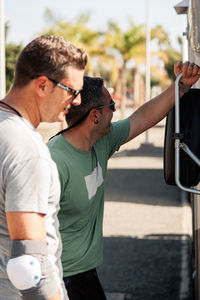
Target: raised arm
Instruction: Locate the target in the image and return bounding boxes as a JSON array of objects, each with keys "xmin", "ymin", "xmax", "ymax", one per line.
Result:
[{"xmin": 125, "ymin": 61, "xmax": 200, "ymax": 143}]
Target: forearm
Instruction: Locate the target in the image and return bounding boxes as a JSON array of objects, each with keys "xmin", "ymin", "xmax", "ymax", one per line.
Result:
[
  {"xmin": 125, "ymin": 61, "xmax": 200, "ymax": 143},
  {"xmin": 127, "ymin": 83, "xmax": 177, "ymax": 141},
  {"xmin": 6, "ymin": 212, "xmax": 62, "ymax": 300}
]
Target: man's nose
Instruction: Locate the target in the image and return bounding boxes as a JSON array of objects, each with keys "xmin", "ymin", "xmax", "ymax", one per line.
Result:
[{"xmin": 72, "ymin": 93, "xmax": 81, "ymax": 106}]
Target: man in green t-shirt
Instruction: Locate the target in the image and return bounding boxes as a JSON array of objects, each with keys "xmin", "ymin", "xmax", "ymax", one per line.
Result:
[{"xmin": 48, "ymin": 62, "xmax": 200, "ymax": 300}]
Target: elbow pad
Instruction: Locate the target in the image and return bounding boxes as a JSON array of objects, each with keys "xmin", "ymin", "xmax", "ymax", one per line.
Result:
[
  {"xmin": 7, "ymin": 240, "xmax": 59, "ymax": 300},
  {"xmin": 7, "ymin": 254, "xmax": 41, "ymax": 290}
]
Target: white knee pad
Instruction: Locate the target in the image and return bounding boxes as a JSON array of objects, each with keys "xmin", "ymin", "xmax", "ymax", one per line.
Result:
[{"xmin": 7, "ymin": 254, "xmax": 41, "ymax": 290}]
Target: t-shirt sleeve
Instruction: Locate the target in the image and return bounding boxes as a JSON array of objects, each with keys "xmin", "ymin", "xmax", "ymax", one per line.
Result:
[
  {"xmin": 5, "ymin": 158, "xmax": 51, "ymax": 213},
  {"xmin": 107, "ymin": 118, "xmax": 130, "ymax": 158}
]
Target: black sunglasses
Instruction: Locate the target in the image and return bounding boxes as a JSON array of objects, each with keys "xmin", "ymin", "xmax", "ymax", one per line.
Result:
[
  {"xmin": 97, "ymin": 99, "xmax": 116, "ymax": 111},
  {"xmin": 58, "ymin": 98, "xmax": 116, "ymax": 133},
  {"xmin": 48, "ymin": 78, "xmax": 82, "ymax": 99}
]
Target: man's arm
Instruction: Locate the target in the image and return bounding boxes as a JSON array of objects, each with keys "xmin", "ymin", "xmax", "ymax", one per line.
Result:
[
  {"xmin": 125, "ymin": 61, "xmax": 200, "ymax": 143},
  {"xmin": 6, "ymin": 212, "xmax": 61, "ymax": 300},
  {"xmin": 6, "ymin": 212, "xmax": 46, "ymax": 240}
]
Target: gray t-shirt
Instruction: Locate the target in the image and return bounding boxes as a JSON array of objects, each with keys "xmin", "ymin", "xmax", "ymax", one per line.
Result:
[{"xmin": 0, "ymin": 109, "xmax": 67, "ymax": 299}]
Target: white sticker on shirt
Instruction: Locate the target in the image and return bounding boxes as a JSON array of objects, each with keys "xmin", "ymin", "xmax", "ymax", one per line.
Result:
[{"xmin": 84, "ymin": 162, "xmax": 104, "ymax": 200}]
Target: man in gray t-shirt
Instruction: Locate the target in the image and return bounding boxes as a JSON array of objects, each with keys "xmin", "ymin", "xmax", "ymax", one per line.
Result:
[{"xmin": 0, "ymin": 35, "xmax": 87, "ymax": 300}]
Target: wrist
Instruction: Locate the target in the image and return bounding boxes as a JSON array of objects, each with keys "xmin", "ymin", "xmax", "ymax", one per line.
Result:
[{"xmin": 178, "ymin": 81, "xmax": 192, "ymax": 94}]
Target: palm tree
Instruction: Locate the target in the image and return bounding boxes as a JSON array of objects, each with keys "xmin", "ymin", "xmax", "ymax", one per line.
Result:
[
  {"xmin": 151, "ymin": 25, "xmax": 181, "ymax": 87},
  {"xmin": 42, "ymin": 10, "xmax": 106, "ymax": 75},
  {"xmin": 103, "ymin": 20, "xmax": 145, "ymax": 117},
  {"xmin": 151, "ymin": 25, "xmax": 170, "ymax": 51},
  {"xmin": 150, "ymin": 24, "xmax": 171, "ymax": 68}
]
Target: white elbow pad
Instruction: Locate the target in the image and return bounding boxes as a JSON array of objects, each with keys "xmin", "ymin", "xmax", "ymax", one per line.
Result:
[
  {"xmin": 7, "ymin": 254, "xmax": 41, "ymax": 290},
  {"xmin": 6, "ymin": 240, "xmax": 59, "ymax": 300}
]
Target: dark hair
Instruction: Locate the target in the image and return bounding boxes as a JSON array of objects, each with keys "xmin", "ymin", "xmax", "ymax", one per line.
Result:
[
  {"xmin": 65, "ymin": 76, "xmax": 105, "ymax": 127},
  {"xmin": 13, "ymin": 35, "xmax": 87, "ymax": 88},
  {"xmin": 49, "ymin": 76, "xmax": 106, "ymax": 140}
]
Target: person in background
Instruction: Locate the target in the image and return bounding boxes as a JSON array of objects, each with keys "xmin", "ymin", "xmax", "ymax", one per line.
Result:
[
  {"xmin": 0, "ymin": 34, "xmax": 87, "ymax": 300},
  {"xmin": 48, "ymin": 61, "xmax": 200, "ymax": 300}
]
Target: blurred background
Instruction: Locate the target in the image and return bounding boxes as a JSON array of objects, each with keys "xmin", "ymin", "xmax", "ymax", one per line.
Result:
[
  {"xmin": 1, "ymin": 2, "xmax": 197, "ymax": 299},
  {"xmin": 3, "ymin": 0, "xmax": 186, "ymax": 124}
]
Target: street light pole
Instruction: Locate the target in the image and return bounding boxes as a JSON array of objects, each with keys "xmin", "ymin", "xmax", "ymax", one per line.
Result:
[
  {"xmin": 145, "ymin": 0, "xmax": 151, "ymax": 143},
  {"xmin": 0, "ymin": 0, "xmax": 5, "ymax": 99}
]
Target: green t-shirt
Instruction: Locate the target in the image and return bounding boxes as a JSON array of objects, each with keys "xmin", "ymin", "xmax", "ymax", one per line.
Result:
[{"xmin": 47, "ymin": 119, "xmax": 130, "ymax": 277}]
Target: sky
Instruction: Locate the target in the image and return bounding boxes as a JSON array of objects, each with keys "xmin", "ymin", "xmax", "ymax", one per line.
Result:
[{"xmin": 4, "ymin": 0, "xmax": 187, "ymax": 50}]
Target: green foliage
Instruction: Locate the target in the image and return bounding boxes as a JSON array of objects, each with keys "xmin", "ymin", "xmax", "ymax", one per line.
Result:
[
  {"xmin": 164, "ymin": 47, "xmax": 182, "ymax": 80},
  {"xmin": 6, "ymin": 43, "xmax": 23, "ymax": 92},
  {"xmin": 105, "ymin": 21, "xmax": 145, "ymax": 63},
  {"xmin": 151, "ymin": 76, "xmax": 161, "ymax": 87},
  {"xmin": 42, "ymin": 11, "xmax": 105, "ymax": 74},
  {"xmin": 151, "ymin": 25, "xmax": 170, "ymax": 49},
  {"xmin": 4, "ymin": 8, "xmax": 182, "ymax": 95},
  {"xmin": 177, "ymin": 36, "xmax": 182, "ymax": 47}
]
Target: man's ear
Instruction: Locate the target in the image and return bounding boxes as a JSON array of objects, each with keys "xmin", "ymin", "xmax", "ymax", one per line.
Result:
[
  {"xmin": 33, "ymin": 76, "xmax": 49, "ymax": 97},
  {"xmin": 89, "ymin": 109, "xmax": 100, "ymax": 125}
]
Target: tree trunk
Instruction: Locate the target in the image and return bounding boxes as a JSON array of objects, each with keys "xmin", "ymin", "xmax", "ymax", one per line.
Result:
[
  {"xmin": 120, "ymin": 64, "xmax": 127, "ymax": 119},
  {"xmin": 132, "ymin": 66, "xmax": 145, "ymax": 109}
]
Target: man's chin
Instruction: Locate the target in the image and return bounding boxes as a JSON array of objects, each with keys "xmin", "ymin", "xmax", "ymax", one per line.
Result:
[{"xmin": 57, "ymin": 113, "xmax": 66, "ymax": 123}]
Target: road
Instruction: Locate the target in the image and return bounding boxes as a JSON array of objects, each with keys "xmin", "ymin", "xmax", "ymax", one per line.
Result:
[{"xmin": 97, "ymin": 121, "xmax": 194, "ymax": 300}]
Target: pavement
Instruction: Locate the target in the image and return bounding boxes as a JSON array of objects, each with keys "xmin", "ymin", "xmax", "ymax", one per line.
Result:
[{"xmin": 99, "ymin": 110, "xmax": 193, "ymax": 300}]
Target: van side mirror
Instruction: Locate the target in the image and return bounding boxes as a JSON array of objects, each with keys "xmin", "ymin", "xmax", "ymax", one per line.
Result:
[{"xmin": 164, "ymin": 76, "xmax": 200, "ymax": 193}]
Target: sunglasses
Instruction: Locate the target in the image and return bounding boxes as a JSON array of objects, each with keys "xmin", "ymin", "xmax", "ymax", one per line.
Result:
[
  {"xmin": 48, "ymin": 78, "xmax": 82, "ymax": 99},
  {"xmin": 64, "ymin": 98, "xmax": 116, "ymax": 131},
  {"xmin": 97, "ymin": 99, "xmax": 116, "ymax": 111}
]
